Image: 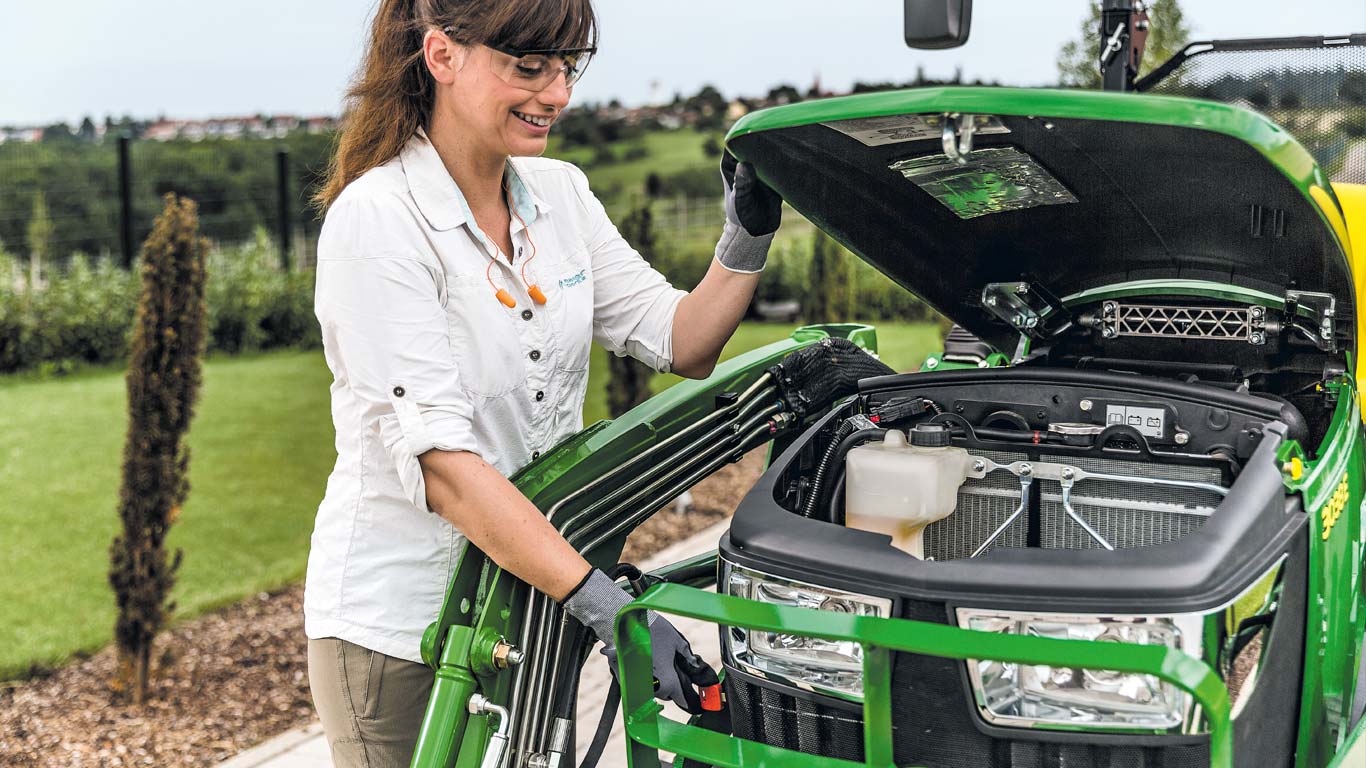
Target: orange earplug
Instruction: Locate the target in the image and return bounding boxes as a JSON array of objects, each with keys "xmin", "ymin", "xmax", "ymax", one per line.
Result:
[
  {"xmin": 494, "ymin": 288, "xmax": 517, "ymax": 308},
  {"xmin": 527, "ymin": 285, "xmax": 547, "ymax": 305}
]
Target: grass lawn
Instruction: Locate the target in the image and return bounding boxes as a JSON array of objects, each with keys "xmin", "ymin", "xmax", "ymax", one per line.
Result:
[{"xmin": 0, "ymin": 322, "xmax": 940, "ymax": 679}]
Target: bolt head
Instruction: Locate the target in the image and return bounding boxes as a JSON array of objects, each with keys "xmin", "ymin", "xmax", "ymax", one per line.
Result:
[
  {"xmin": 1174, "ymin": 432, "xmax": 1190, "ymax": 445},
  {"xmin": 1018, "ymin": 463, "xmax": 1033, "ymax": 476},
  {"xmin": 925, "ymin": 357, "xmax": 939, "ymax": 369},
  {"xmin": 1079, "ymin": 399, "xmax": 1093, "ymax": 411},
  {"xmin": 972, "ymin": 460, "xmax": 986, "ymax": 472},
  {"xmin": 1250, "ymin": 306, "xmax": 1265, "ymax": 319},
  {"xmin": 1102, "ymin": 327, "xmax": 1117, "ymax": 338},
  {"xmin": 1061, "ymin": 468, "xmax": 1074, "ymax": 480}
]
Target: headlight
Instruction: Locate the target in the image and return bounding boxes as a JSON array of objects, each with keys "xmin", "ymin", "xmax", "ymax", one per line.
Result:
[
  {"xmin": 957, "ymin": 608, "xmax": 1205, "ymax": 731},
  {"xmin": 723, "ymin": 563, "xmax": 891, "ymax": 699}
]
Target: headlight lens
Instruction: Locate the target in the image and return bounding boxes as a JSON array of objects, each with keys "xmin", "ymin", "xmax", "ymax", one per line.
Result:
[
  {"xmin": 957, "ymin": 609, "xmax": 1203, "ymax": 731},
  {"xmin": 723, "ymin": 564, "xmax": 891, "ymax": 699}
]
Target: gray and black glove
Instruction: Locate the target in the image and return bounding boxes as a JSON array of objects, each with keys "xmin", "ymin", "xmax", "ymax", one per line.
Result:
[
  {"xmin": 561, "ymin": 568, "xmax": 713, "ymax": 713},
  {"xmin": 716, "ymin": 151, "xmax": 782, "ymax": 273}
]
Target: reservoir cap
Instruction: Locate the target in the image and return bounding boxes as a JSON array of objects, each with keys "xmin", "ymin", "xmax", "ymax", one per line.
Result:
[{"xmin": 910, "ymin": 423, "xmax": 951, "ymax": 447}]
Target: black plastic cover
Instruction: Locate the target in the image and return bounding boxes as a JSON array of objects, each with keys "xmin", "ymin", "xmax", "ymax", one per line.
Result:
[{"xmin": 729, "ymin": 108, "xmax": 1353, "ymax": 354}]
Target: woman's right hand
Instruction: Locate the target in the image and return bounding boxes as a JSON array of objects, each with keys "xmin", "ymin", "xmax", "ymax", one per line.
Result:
[{"xmin": 561, "ymin": 568, "xmax": 716, "ymax": 714}]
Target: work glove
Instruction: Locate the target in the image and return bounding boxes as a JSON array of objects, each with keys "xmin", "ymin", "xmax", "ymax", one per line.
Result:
[
  {"xmin": 715, "ymin": 151, "xmax": 782, "ymax": 273},
  {"xmin": 561, "ymin": 568, "xmax": 716, "ymax": 714}
]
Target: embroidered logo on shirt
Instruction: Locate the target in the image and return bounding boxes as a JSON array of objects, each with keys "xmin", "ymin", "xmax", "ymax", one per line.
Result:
[{"xmin": 558, "ymin": 270, "xmax": 587, "ymax": 289}]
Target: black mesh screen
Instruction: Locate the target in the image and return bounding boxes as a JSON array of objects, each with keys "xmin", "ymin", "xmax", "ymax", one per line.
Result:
[{"xmin": 1144, "ymin": 37, "xmax": 1366, "ymax": 184}]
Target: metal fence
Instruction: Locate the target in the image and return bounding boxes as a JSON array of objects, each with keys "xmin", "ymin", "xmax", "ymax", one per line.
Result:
[
  {"xmin": 0, "ymin": 133, "xmax": 728, "ymax": 287},
  {"xmin": 0, "ymin": 134, "xmax": 330, "ymax": 281}
]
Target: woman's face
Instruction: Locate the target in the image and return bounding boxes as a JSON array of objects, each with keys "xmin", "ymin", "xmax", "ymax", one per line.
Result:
[{"xmin": 438, "ymin": 43, "xmax": 573, "ymax": 159}]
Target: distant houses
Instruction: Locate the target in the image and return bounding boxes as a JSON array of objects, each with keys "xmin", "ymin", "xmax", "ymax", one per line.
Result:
[{"xmin": 0, "ymin": 114, "xmax": 339, "ymax": 144}]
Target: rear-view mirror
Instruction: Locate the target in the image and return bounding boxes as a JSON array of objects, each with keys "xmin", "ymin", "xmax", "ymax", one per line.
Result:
[{"xmin": 904, "ymin": 0, "xmax": 972, "ymax": 50}]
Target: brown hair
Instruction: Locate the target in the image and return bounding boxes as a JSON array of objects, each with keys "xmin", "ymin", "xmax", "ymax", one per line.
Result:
[{"xmin": 313, "ymin": 0, "xmax": 598, "ymax": 212}]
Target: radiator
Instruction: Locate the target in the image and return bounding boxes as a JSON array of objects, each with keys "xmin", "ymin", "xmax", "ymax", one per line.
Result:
[{"xmin": 923, "ymin": 451, "xmax": 1224, "ymax": 561}]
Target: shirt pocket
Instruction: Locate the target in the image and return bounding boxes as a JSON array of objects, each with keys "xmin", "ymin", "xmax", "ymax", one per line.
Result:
[
  {"xmin": 538, "ymin": 250, "xmax": 593, "ymax": 373},
  {"xmin": 443, "ymin": 275, "xmax": 524, "ymax": 397}
]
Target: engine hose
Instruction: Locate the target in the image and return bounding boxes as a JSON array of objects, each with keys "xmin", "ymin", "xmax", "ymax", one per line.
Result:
[
  {"xmin": 816, "ymin": 428, "xmax": 886, "ymax": 524},
  {"xmin": 574, "ymin": 563, "xmax": 663, "ymax": 768},
  {"xmin": 578, "ymin": 678, "xmax": 621, "ymax": 768},
  {"xmin": 551, "ymin": 564, "xmax": 643, "ymax": 723},
  {"xmin": 800, "ymin": 419, "xmax": 858, "ymax": 518},
  {"xmin": 826, "ymin": 471, "xmax": 847, "ymax": 525}
]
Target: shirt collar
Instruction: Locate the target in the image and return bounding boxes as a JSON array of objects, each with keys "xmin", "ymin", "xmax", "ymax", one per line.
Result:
[{"xmin": 400, "ymin": 127, "xmax": 552, "ymax": 233}]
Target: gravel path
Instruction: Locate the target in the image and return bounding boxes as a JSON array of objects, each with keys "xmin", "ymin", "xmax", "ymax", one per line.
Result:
[{"xmin": 0, "ymin": 448, "xmax": 766, "ymax": 767}]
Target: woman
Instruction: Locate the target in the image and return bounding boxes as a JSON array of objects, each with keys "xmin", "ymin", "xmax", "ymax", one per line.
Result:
[{"xmin": 304, "ymin": 0, "xmax": 782, "ymax": 764}]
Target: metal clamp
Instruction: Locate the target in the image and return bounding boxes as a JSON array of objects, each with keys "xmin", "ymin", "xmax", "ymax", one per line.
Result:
[
  {"xmin": 1284, "ymin": 290, "xmax": 1337, "ymax": 349},
  {"xmin": 1099, "ymin": 22, "xmax": 1127, "ymax": 67},
  {"xmin": 965, "ymin": 456, "xmax": 1229, "ymax": 555},
  {"xmin": 981, "ymin": 281, "xmax": 1073, "ymax": 338},
  {"xmin": 941, "ymin": 112, "xmax": 977, "ymax": 165},
  {"xmin": 971, "ymin": 468, "xmax": 1033, "ymax": 557}
]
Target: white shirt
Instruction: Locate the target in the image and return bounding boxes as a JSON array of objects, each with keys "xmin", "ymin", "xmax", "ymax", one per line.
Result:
[{"xmin": 303, "ymin": 128, "xmax": 687, "ymax": 663}]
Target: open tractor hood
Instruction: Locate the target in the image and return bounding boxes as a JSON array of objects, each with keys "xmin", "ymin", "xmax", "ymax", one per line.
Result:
[{"xmin": 726, "ymin": 87, "xmax": 1356, "ymax": 360}]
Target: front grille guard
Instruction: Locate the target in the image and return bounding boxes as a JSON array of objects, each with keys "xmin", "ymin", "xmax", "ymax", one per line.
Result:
[{"xmin": 615, "ymin": 585, "xmax": 1233, "ymax": 768}]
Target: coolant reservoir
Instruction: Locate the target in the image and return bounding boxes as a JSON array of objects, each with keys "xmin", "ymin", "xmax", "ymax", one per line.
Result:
[{"xmin": 844, "ymin": 424, "xmax": 972, "ymax": 558}]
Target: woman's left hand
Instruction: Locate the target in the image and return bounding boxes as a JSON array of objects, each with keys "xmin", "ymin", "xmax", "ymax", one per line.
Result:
[{"xmin": 721, "ymin": 151, "xmax": 782, "ymax": 238}]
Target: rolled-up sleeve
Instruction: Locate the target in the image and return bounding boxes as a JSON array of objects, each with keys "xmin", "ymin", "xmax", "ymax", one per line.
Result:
[
  {"xmin": 566, "ymin": 166, "xmax": 688, "ymax": 373},
  {"xmin": 315, "ymin": 197, "xmax": 480, "ymax": 512}
]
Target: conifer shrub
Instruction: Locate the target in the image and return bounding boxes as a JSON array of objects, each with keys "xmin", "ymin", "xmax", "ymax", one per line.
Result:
[{"xmin": 108, "ymin": 195, "xmax": 208, "ymax": 704}]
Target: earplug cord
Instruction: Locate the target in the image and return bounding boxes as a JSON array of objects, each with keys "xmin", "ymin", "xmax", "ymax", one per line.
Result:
[{"xmin": 480, "ymin": 173, "xmax": 545, "ymax": 306}]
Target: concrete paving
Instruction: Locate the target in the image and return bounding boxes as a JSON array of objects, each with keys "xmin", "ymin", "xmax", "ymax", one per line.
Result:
[{"xmin": 220, "ymin": 518, "xmax": 732, "ymax": 768}]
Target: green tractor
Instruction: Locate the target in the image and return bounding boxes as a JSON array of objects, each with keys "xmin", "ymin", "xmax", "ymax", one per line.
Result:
[{"xmin": 408, "ymin": 3, "xmax": 1366, "ymax": 766}]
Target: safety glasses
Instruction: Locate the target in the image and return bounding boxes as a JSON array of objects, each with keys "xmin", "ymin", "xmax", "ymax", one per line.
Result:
[{"xmin": 444, "ymin": 27, "xmax": 596, "ymax": 91}]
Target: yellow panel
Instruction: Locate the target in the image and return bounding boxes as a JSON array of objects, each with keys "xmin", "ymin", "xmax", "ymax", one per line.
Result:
[{"xmin": 1331, "ymin": 183, "xmax": 1366, "ymax": 392}]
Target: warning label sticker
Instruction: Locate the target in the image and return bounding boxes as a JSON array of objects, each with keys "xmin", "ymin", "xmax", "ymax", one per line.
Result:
[{"xmin": 822, "ymin": 113, "xmax": 1010, "ymax": 147}]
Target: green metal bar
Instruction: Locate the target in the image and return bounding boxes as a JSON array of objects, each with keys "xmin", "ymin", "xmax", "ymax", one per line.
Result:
[
  {"xmin": 616, "ymin": 585, "xmax": 1234, "ymax": 768},
  {"xmin": 411, "ymin": 626, "xmax": 479, "ymax": 768},
  {"xmin": 860, "ymin": 645, "xmax": 895, "ymax": 768},
  {"xmin": 1327, "ymin": 715, "xmax": 1366, "ymax": 768}
]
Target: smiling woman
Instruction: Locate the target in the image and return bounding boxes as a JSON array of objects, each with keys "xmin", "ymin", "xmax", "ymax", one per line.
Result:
[{"xmin": 303, "ymin": 0, "xmax": 783, "ymax": 765}]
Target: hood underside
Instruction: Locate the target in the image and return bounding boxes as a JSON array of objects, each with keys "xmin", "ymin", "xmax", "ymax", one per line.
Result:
[{"xmin": 726, "ymin": 87, "xmax": 1354, "ymax": 353}]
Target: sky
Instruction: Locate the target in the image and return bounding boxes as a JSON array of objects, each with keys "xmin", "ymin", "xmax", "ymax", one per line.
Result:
[{"xmin": 2, "ymin": 1, "xmax": 1364, "ymax": 126}]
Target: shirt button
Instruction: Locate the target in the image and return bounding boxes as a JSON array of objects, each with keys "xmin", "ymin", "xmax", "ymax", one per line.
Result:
[
  {"xmin": 535, "ymin": 391, "xmax": 545, "ymax": 401},
  {"xmin": 529, "ymin": 350, "xmax": 541, "ymax": 361},
  {"xmin": 522, "ymin": 309, "xmax": 534, "ymax": 321},
  {"xmin": 392, "ymin": 386, "xmax": 405, "ymax": 397},
  {"xmin": 532, "ymin": 450, "xmax": 541, "ymax": 460}
]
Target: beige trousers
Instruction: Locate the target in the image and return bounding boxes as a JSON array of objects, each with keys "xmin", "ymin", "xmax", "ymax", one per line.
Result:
[{"xmin": 308, "ymin": 637, "xmax": 435, "ymax": 768}]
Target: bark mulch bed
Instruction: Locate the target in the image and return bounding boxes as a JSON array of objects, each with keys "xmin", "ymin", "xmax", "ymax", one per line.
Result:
[{"xmin": 0, "ymin": 448, "xmax": 765, "ymax": 767}]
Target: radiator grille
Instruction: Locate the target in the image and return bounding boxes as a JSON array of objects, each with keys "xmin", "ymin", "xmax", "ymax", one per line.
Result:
[
  {"xmin": 923, "ymin": 452, "xmax": 1224, "ymax": 560},
  {"xmin": 924, "ymin": 450, "xmax": 1028, "ymax": 561}
]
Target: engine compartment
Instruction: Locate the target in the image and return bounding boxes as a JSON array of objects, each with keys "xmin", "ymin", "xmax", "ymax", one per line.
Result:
[
  {"xmin": 727, "ymin": 367, "xmax": 1309, "ymax": 613},
  {"xmin": 768, "ymin": 368, "xmax": 1306, "ymax": 562}
]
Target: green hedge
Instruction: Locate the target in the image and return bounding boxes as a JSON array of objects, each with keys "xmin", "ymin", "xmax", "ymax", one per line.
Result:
[
  {"xmin": 657, "ymin": 225, "xmax": 939, "ymax": 324},
  {"xmin": 0, "ymin": 229, "xmax": 319, "ymax": 376}
]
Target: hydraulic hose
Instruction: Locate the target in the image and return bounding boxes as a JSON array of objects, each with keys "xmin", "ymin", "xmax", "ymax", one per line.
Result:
[
  {"xmin": 551, "ymin": 564, "xmax": 643, "ymax": 724},
  {"xmin": 816, "ymin": 428, "xmax": 886, "ymax": 524},
  {"xmin": 800, "ymin": 419, "xmax": 859, "ymax": 518}
]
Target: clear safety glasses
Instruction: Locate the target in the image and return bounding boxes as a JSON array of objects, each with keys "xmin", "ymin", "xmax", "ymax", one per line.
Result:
[{"xmin": 444, "ymin": 28, "xmax": 596, "ymax": 91}]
